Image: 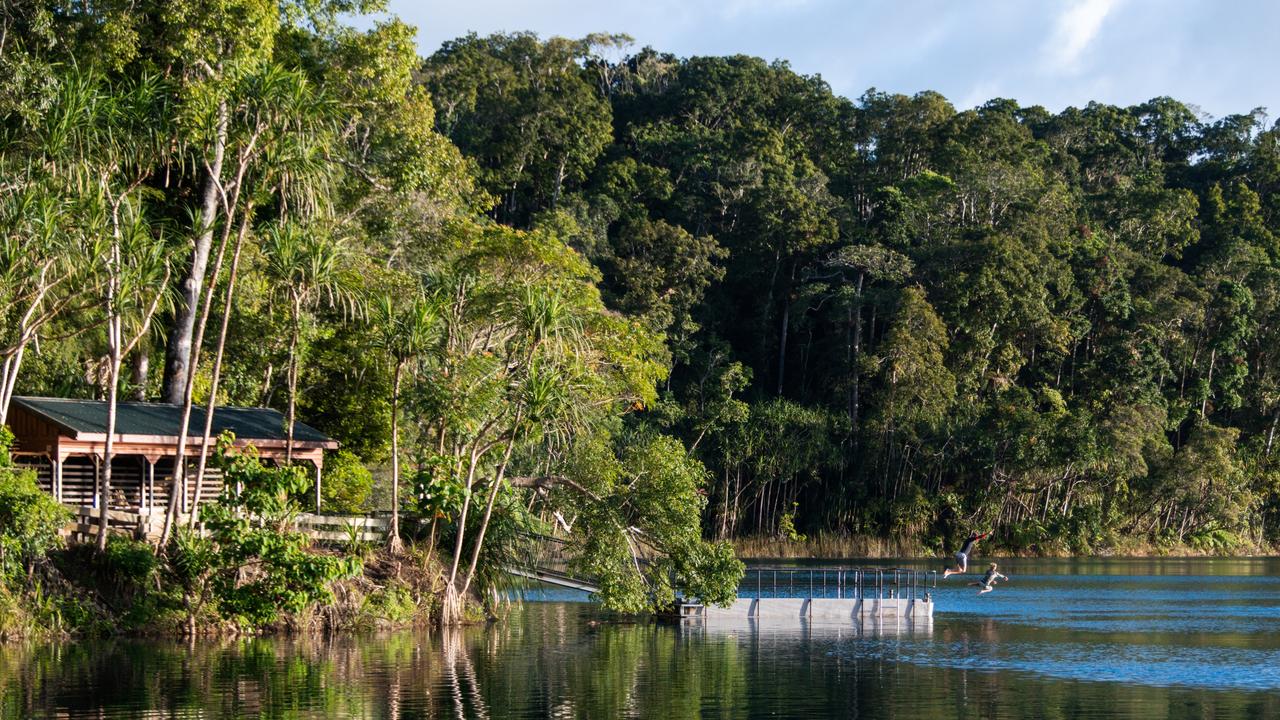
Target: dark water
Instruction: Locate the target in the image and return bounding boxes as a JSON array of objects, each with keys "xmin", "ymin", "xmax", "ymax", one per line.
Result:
[{"xmin": 3, "ymin": 558, "xmax": 1280, "ymax": 718}]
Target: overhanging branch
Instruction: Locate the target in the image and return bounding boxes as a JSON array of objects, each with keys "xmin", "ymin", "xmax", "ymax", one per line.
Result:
[{"xmin": 509, "ymin": 475, "xmax": 603, "ymax": 503}]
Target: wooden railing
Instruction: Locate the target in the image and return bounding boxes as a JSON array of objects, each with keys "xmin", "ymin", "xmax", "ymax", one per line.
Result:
[
  {"xmin": 62, "ymin": 506, "xmax": 180, "ymax": 543},
  {"xmin": 62, "ymin": 505, "xmax": 391, "ymax": 545},
  {"xmin": 293, "ymin": 513, "xmax": 390, "ymax": 543}
]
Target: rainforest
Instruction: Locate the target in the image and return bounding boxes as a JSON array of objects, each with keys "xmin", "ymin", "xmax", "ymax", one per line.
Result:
[{"xmin": 4, "ymin": 2, "xmax": 1280, "ymax": 640}]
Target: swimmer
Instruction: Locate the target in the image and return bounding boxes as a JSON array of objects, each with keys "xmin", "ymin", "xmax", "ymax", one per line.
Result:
[
  {"xmin": 969, "ymin": 563, "xmax": 1008, "ymax": 594},
  {"xmin": 943, "ymin": 531, "xmax": 990, "ymax": 578}
]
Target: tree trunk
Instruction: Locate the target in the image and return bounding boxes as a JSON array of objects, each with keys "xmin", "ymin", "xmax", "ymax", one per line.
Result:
[
  {"xmin": 0, "ymin": 269, "xmax": 57, "ymax": 426},
  {"xmin": 1201, "ymin": 348, "xmax": 1217, "ymax": 416},
  {"xmin": 461, "ymin": 406, "xmax": 523, "ymax": 596},
  {"xmin": 158, "ymin": 161, "xmax": 240, "ymax": 549},
  {"xmin": 189, "ymin": 214, "xmax": 251, "ymax": 527},
  {"xmin": 388, "ymin": 362, "xmax": 404, "ymax": 554},
  {"xmin": 130, "ymin": 349, "xmax": 148, "ymax": 401},
  {"xmin": 162, "ymin": 103, "xmax": 228, "ymax": 403},
  {"xmin": 285, "ymin": 293, "xmax": 302, "ymax": 463},
  {"xmin": 441, "ymin": 437, "xmax": 494, "ymax": 621},
  {"xmin": 776, "ymin": 299, "xmax": 790, "ymax": 396},
  {"xmin": 1266, "ymin": 406, "xmax": 1280, "ymax": 457},
  {"xmin": 0, "ymin": 344, "xmax": 28, "ymax": 428},
  {"xmin": 97, "ymin": 322, "xmax": 121, "ymax": 552},
  {"xmin": 98, "ymin": 207, "xmax": 125, "ymax": 552},
  {"xmin": 448, "ymin": 448, "xmax": 482, "ymax": 583},
  {"xmin": 850, "ymin": 271, "xmax": 865, "ymax": 434},
  {"xmin": 442, "ymin": 446, "xmax": 483, "ymax": 625}
]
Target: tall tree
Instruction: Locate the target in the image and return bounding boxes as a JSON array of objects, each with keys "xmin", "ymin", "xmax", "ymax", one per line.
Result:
[
  {"xmin": 371, "ymin": 291, "xmax": 438, "ymax": 553},
  {"xmin": 260, "ymin": 222, "xmax": 360, "ymax": 461}
]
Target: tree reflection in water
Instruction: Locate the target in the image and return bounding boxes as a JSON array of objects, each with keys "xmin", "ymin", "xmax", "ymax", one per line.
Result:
[{"xmin": 0, "ymin": 604, "xmax": 1277, "ymax": 719}]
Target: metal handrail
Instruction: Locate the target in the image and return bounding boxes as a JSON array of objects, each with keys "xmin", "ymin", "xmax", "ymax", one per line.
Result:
[{"xmin": 740, "ymin": 566, "xmax": 937, "ymax": 600}]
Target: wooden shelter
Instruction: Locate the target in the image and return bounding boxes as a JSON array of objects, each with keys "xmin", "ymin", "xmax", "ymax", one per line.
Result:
[{"xmin": 8, "ymin": 396, "xmax": 338, "ymax": 513}]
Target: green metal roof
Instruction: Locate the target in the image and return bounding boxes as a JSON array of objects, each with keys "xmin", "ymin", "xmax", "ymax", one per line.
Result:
[{"xmin": 12, "ymin": 396, "xmax": 335, "ymax": 445}]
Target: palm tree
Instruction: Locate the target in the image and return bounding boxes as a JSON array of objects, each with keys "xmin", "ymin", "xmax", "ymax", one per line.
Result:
[
  {"xmin": 441, "ymin": 285, "xmax": 588, "ymax": 620},
  {"xmin": 186, "ymin": 67, "xmax": 339, "ymax": 527},
  {"xmin": 0, "ymin": 66, "xmax": 171, "ymax": 549},
  {"xmin": 0, "ymin": 190, "xmax": 83, "ymax": 426},
  {"xmin": 260, "ymin": 223, "xmax": 360, "ymax": 462},
  {"xmin": 0, "ymin": 67, "xmax": 141, "ymax": 426},
  {"xmin": 96, "ymin": 199, "xmax": 171, "ymax": 550},
  {"xmin": 371, "ymin": 291, "xmax": 439, "ymax": 554}
]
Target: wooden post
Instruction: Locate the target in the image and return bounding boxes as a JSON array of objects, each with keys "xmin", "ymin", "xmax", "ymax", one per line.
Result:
[
  {"xmin": 93, "ymin": 454, "xmax": 101, "ymax": 509},
  {"xmin": 143, "ymin": 457, "xmax": 155, "ymax": 511},
  {"xmin": 52, "ymin": 456, "xmax": 63, "ymax": 502},
  {"xmin": 313, "ymin": 455, "xmax": 323, "ymax": 514}
]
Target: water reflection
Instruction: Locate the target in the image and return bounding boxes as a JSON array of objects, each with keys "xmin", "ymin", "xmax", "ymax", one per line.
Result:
[{"xmin": 3, "ymin": 559, "xmax": 1280, "ymax": 719}]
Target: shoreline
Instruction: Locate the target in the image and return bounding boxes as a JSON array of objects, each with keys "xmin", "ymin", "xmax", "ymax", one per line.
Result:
[
  {"xmin": 6, "ymin": 524, "xmax": 1275, "ymax": 644},
  {"xmin": 731, "ymin": 534, "xmax": 1280, "ymax": 561}
]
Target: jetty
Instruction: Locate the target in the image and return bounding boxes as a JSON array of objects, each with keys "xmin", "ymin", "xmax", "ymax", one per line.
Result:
[
  {"xmin": 507, "ymin": 533, "xmax": 938, "ymax": 626},
  {"xmin": 678, "ymin": 566, "xmax": 936, "ymax": 625}
]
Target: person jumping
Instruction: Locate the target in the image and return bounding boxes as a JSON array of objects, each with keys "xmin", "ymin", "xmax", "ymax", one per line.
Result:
[
  {"xmin": 942, "ymin": 530, "xmax": 990, "ymax": 578},
  {"xmin": 969, "ymin": 563, "xmax": 1008, "ymax": 594}
]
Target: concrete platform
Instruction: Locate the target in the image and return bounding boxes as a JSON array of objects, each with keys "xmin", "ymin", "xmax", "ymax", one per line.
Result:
[
  {"xmin": 691, "ymin": 597, "xmax": 933, "ymax": 624},
  {"xmin": 687, "ymin": 612, "xmax": 934, "ymax": 638}
]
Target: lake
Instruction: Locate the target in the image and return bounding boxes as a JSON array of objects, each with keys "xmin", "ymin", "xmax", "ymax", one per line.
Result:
[{"xmin": 3, "ymin": 558, "xmax": 1279, "ymax": 718}]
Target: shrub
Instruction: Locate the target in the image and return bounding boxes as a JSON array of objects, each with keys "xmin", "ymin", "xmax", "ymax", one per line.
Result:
[
  {"xmin": 411, "ymin": 455, "xmax": 468, "ymax": 519},
  {"xmin": 321, "ymin": 450, "xmax": 373, "ymax": 514},
  {"xmin": 0, "ymin": 426, "xmax": 13, "ymax": 467},
  {"xmin": 361, "ymin": 582, "xmax": 418, "ymax": 626},
  {"xmin": 176, "ymin": 435, "xmax": 362, "ymax": 631},
  {"xmin": 778, "ymin": 503, "xmax": 807, "ymax": 543},
  {"xmin": 0, "ymin": 465, "xmax": 69, "ymax": 581},
  {"xmin": 102, "ymin": 535, "xmax": 158, "ymax": 585}
]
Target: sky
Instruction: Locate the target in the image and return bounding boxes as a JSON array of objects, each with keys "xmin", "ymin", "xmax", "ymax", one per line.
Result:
[{"xmin": 370, "ymin": 0, "xmax": 1279, "ymax": 122}]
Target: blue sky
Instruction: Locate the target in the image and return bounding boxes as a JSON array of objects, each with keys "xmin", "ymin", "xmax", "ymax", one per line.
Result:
[{"xmin": 374, "ymin": 0, "xmax": 1277, "ymax": 122}]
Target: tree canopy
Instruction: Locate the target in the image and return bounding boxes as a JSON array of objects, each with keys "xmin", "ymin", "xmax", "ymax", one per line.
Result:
[{"xmin": 6, "ymin": 13, "xmax": 1280, "ymax": 618}]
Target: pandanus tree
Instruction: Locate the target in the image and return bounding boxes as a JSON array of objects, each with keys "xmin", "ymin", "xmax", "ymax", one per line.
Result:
[
  {"xmin": 451, "ymin": 286, "xmax": 584, "ymax": 602},
  {"xmin": 260, "ymin": 223, "xmax": 361, "ymax": 461},
  {"xmin": 93, "ymin": 199, "xmax": 171, "ymax": 549},
  {"xmin": 82, "ymin": 73, "xmax": 173, "ymax": 550},
  {"xmin": 416, "ymin": 219, "xmax": 724, "ymax": 623},
  {"xmin": 0, "ymin": 190, "xmax": 88, "ymax": 427},
  {"xmin": 158, "ymin": 64, "xmax": 340, "ymax": 541},
  {"xmin": 184, "ymin": 67, "xmax": 340, "ymax": 528},
  {"xmin": 370, "ymin": 291, "xmax": 439, "ymax": 553},
  {"xmin": 0, "ymin": 65, "xmax": 172, "ymax": 548},
  {"xmin": 0, "ymin": 67, "xmax": 130, "ymax": 426}
]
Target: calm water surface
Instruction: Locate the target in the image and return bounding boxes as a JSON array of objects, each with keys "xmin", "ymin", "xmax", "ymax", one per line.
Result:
[{"xmin": 3, "ymin": 557, "xmax": 1279, "ymax": 719}]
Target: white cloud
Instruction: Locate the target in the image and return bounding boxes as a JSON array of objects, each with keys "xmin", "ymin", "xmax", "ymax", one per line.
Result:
[
  {"xmin": 1042, "ymin": 0, "xmax": 1121, "ymax": 74},
  {"xmin": 383, "ymin": 0, "xmax": 1279, "ymax": 118}
]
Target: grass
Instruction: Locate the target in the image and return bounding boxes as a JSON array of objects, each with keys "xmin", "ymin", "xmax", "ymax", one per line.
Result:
[
  {"xmin": 732, "ymin": 532, "xmax": 1279, "ymax": 560},
  {"xmin": 732, "ymin": 533, "xmax": 932, "ymax": 560}
]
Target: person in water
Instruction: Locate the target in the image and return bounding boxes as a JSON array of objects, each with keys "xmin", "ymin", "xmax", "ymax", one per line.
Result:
[
  {"xmin": 970, "ymin": 563, "xmax": 1008, "ymax": 594},
  {"xmin": 943, "ymin": 530, "xmax": 990, "ymax": 578}
]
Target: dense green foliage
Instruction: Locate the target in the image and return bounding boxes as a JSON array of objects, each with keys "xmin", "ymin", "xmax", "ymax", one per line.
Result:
[
  {"xmin": 320, "ymin": 449, "xmax": 374, "ymax": 513},
  {"xmin": 1, "ymin": 4, "xmax": 742, "ymax": 620},
  {"xmin": 0, "ymin": 432, "xmax": 68, "ymax": 580},
  {"xmin": 166, "ymin": 438, "xmax": 361, "ymax": 631},
  {"xmin": 0, "ymin": 427, "xmax": 79, "ymax": 638},
  {"xmin": 561, "ymin": 432, "xmax": 742, "ymax": 611},
  {"xmin": 420, "ymin": 35, "xmax": 1280, "ymax": 554},
  {"xmin": 6, "ymin": 4, "xmax": 1280, "ymax": 630}
]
